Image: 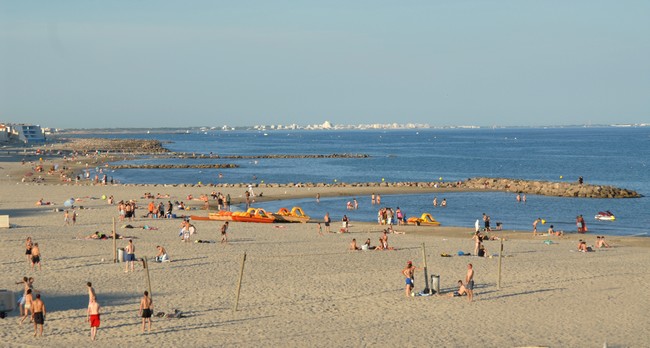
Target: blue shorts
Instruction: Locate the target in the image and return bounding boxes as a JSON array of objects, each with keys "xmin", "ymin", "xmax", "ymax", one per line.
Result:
[
  {"xmin": 126, "ymin": 254, "xmax": 136, "ymax": 262},
  {"xmin": 467, "ymin": 280, "xmax": 474, "ymax": 290},
  {"xmin": 405, "ymin": 278, "xmax": 414, "ymax": 286}
]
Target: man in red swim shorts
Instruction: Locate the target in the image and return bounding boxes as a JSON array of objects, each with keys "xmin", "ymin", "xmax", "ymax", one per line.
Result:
[{"xmin": 87, "ymin": 298, "xmax": 101, "ymax": 341}]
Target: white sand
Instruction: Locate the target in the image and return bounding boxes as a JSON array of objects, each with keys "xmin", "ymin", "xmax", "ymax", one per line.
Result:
[{"xmin": 1, "ymin": 156, "xmax": 649, "ymax": 347}]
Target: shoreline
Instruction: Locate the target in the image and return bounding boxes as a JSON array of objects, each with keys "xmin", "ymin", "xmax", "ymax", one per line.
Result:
[{"xmin": 0, "ymin": 155, "xmax": 650, "ymax": 248}]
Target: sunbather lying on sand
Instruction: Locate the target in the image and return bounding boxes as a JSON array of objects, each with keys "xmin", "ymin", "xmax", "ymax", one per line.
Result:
[
  {"xmin": 121, "ymin": 224, "xmax": 158, "ymax": 230},
  {"xmin": 81, "ymin": 231, "xmax": 124, "ymax": 240}
]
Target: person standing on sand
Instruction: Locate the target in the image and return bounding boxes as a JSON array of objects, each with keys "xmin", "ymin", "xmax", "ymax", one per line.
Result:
[
  {"xmin": 465, "ymin": 263, "xmax": 475, "ymax": 302},
  {"xmin": 317, "ymin": 222, "xmax": 323, "ymax": 236},
  {"xmin": 532, "ymin": 218, "xmax": 542, "ymax": 236},
  {"xmin": 341, "ymin": 215, "xmax": 349, "ymax": 233},
  {"xmin": 87, "ymin": 297, "xmax": 100, "ymax": 341},
  {"xmin": 64, "ymin": 210, "xmax": 70, "ymax": 226},
  {"xmin": 72, "ymin": 209, "xmax": 77, "ymax": 225},
  {"xmin": 31, "ymin": 294, "xmax": 45, "ymax": 337},
  {"xmin": 220, "ymin": 221, "xmax": 229, "ymax": 244},
  {"xmin": 324, "ymin": 213, "xmax": 331, "ymax": 233},
  {"xmin": 139, "ymin": 291, "xmax": 153, "ymax": 333},
  {"xmin": 25, "ymin": 237, "xmax": 33, "ymax": 264},
  {"xmin": 31, "ymin": 243, "xmax": 41, "ymax": 271},
  {"xmin": 402, "ymin": 261, "xmax": 417, "ymax": 296},
  {"xmin": 124, "ymin": 239, "xmax": 136, "ymax": 272}
]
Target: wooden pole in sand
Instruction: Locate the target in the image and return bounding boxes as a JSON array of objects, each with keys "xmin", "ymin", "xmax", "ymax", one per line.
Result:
[
  {"xmin": 421, "ymin": 243, "xmax": 430, "ymax": 295},
  {"xmin": 233, "ymin": 252, "xmax": 247, "ymax": 314},
  {"xmin": 497, "ymin": 239, "xmax": 503, "ymax": 290},
  {"xmin": 144, "ymin": 256, "xmax": 153, "ymax": 301},
  {"xmin": 112, "ymin": 217, "xmax": 117, "ymax": 263}
]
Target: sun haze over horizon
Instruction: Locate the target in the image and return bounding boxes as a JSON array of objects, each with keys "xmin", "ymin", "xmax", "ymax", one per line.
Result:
[{"xmin": 1, "ymin": 1, "xmax": 648, "ymax": 129}]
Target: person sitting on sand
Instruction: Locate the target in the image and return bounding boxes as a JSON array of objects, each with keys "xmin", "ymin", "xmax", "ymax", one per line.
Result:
[
  {"xmin": 578, "ymin": 240, "xmax": 592, "ymax": 252},
  {"xmin": 154, "ymin": 245, "xmax": 169, "ymax": 262},
  {"xmin": 362, "ymin": 238, "xmax": 374, "ymax": 250},
  {"xmin": 548, "ymin": 225, "xmax": 564, "ymax": 237},
  {"xmin": 448, "ymin": 280, "xmax": 469, "ymax": 297},
  {"xmin": 349, "ymin": 239, "xmax": 359, "ymax": 251},
  {"xmin": 477, "ymin": 244, "xmax": 488, "ymax": 257},
  {"xmin": 596, "ymin": 236, "xmax": 611, "ymax": 248}
]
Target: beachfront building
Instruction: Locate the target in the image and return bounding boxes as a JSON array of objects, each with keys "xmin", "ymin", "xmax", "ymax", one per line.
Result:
[
  {"xmin": 0, "ymin": 124, "xmax": 8, "ymax": 142},
  {"xmin": 9, "ymin": 124, "xmax": 46, "ymax": 143}
]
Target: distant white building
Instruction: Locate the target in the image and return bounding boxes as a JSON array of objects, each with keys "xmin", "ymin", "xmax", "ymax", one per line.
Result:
[
  {"xmin": 321, "ymin": 121, "xmax": 332, "ymax": 129},
  {"xmin": 12, "ymin": 124, "xmax": 46, "ymax": 143}
]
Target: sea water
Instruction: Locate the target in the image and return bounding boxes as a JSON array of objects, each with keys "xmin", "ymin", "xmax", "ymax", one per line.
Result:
[{"xmin": 73, "ymin": 127, "xmax": 650, "ymax": 236}]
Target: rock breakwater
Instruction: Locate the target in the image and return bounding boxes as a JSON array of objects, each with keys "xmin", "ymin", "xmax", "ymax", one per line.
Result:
[
  {"xmin": 106, "ymin": 177, "xmax": 640, "ymax": 198},
  {"xmin": 110, "ymin": 164, "xmax": 238, "ymax": 169},
  {"xmin": 463, "ymin": 177, "xmax": 641, "ymax": 198}
]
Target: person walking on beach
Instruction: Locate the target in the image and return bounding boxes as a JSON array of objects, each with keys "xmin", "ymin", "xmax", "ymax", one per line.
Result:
[
  {"xmin": 16, "ymin": 277, "xmax": 29, "ymax": 317},
  {"xmin": 324, "ymin": 213, "xmax": 331, "ymax": 233},
  {"xmin": 32, "ymin": 294, "xmax": 45, "ymax": 337},
  {"xmin": 72, "ymin": 209, "xmax": 77, "ymax": 225},
  {"xmin": 465, "ymin": 263, "xmax": 475, "ymax": 302},
  {"xmin": 317, "ymin": 222, "xmax": 323, "ymax": 236},
  {"xmin": 87, "ymin": 297, "xmax": 100, "ymax": 341},
  {"xmin": 402, "ymin": 261, "xmax": 417, "ymax": 297},
  {"xmin": 31, "ymin": 243, "xmax": 41, "ymax": 271},
  {"xmin": 64, "ymin": 210, "xmax": 70, "ymax": 226},
  {"xmin": 220, "ymin": 221, "xmax": 229, "ymax": 244},
  {"xmin": 139, "ymin": 291, "xmax": 153, "ymax": 333},
  {"xmin": 19, "ymin": 289, "xmax": 33, "ymax": 324},
  {"xmin": 124, "ymin": 239, "xmax": 136, "ymax": 272}
]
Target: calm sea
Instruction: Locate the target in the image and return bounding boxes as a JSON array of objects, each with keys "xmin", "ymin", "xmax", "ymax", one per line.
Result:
[{"xmin": 74, "ymin": 127, "xmax": 650, "ymax": 237}]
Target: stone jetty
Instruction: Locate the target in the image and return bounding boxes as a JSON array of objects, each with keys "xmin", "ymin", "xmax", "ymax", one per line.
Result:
[
  {"xmin": 166, "ymin": 153, "xmax": 369, "ymax": 159},
  {"xmin": 463, "ymin": 177, "xmax": 640, "ymax": 198},
  {"xmin": 110, "ymin": 164, "xmax": 239, "ymax": 170},
  {"xmin": 110, "ymin": 177, "xmax": 640, "ymax": 199}
]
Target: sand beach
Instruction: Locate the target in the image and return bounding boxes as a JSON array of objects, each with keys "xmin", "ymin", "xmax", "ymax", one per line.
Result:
[{"xmin": 1, "ymin": 150, "xmax": 649, "ymax": 347}]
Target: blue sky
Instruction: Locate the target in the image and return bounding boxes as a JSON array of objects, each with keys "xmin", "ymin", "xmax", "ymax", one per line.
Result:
[{"xmin": 1, "ymin": 1, "xmax": 648, "ymax": 128}]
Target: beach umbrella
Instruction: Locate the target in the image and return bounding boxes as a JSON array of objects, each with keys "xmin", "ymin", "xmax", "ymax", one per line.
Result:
[{"xmin": 64, "ymin": 198, "xmax": 75, "ymax": 207}]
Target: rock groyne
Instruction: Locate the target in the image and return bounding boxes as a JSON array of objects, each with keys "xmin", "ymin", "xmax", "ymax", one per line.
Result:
[
  {"xmin": 463, "ymin": 177, "xmax": 641, "ymax": 198},
  {"xmin": 110, "ymin": 164, "xmax": 239, "ymax": 170},
  {"xmin": 102, "ymin": 177, "xmax": 640, "ymax": 199}
]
